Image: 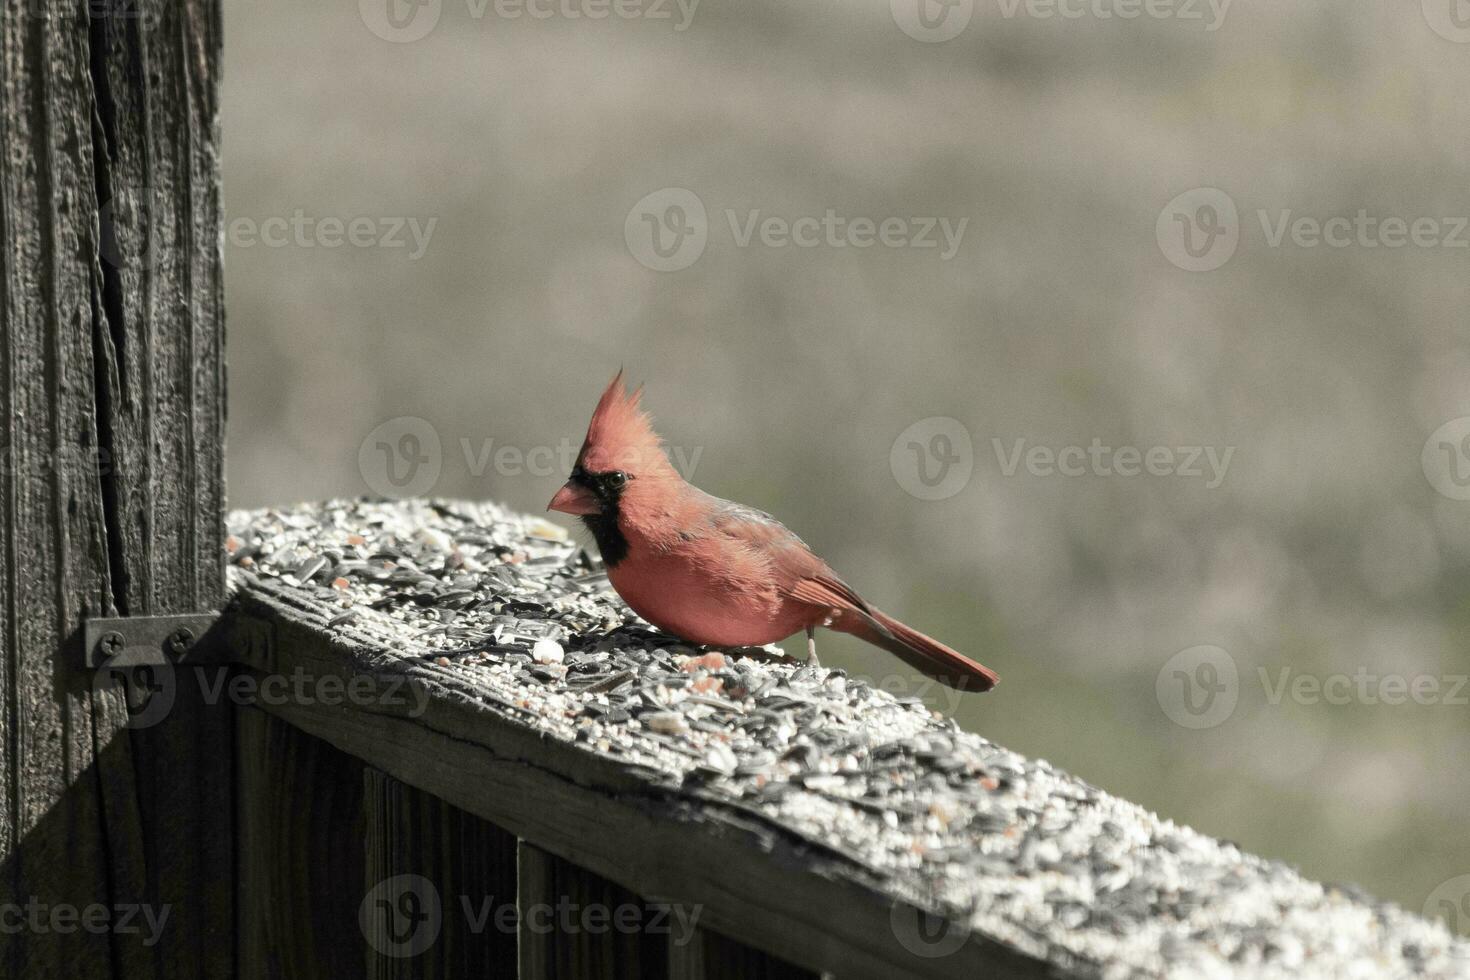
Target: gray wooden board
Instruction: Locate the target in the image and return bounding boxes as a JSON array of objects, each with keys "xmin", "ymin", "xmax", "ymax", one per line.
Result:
[{"xmin": 224, "ymin": 499, "xmax": 1470, "ymax": 979}]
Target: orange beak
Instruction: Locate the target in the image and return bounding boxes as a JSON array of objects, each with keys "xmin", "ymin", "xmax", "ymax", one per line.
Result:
[{"xmin": 547, "ymin": 481, "xmax": 600, "ymax": 516}]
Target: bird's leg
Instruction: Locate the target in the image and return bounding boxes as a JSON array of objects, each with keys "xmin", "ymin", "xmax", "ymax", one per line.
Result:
[{"xmin": 805, "ymin": 625, "xmax": 820, "ymax": 667}]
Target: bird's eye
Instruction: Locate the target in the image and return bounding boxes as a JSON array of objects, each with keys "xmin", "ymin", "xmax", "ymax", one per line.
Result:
[{"xmin": 607, "ymin": 471, "xmax": 628, "ymax": 489}]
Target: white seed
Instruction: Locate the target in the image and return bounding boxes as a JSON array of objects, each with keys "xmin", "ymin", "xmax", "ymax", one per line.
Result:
[
  {"xmin": 532, "ymin": 638, "xmax": 564, "ymax": 664},
  {"xmin": 644, "ymin": 712, "xmax": 688, "ymax": 735}
]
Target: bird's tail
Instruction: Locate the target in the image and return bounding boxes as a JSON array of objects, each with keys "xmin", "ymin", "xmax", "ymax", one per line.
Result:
[{"xmin": 835, "ymin": 608, "xmax": 998, "ymax": 692}]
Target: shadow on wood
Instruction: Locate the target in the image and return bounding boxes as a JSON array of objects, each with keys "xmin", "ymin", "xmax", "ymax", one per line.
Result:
[
  {"xmin": 364, "ymin": 767, "xmax": 519, "ymax": 978},
  {"xmin": 238, "ymin": 707, "xmax": 365, "ymax": 979}
]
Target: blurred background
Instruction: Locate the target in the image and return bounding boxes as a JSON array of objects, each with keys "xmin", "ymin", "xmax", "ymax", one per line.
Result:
[{"xmin": 224, "ymin": 0, "xmax": 1470, "ymax": 921}]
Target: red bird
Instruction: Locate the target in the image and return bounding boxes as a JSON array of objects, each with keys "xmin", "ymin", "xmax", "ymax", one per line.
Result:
[{"xmin": 547, "ymin": 374, "xmax": 998, "ymax": 692}]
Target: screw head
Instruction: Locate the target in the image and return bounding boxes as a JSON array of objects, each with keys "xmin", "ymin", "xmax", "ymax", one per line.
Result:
[
  {"xmin": 165, "ymin": 627, "xmax": 195, "ymax": 657},
  {"xmin": 99, "ymin": 631, "xmax": 125, "ymax": 657}
]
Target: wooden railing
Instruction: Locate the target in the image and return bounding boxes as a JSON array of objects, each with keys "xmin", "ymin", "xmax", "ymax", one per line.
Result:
[
  {"xmin": 216, "ymin": 498, "xmax": 1470, "ymax": 978},
  {"xmin": 6, "ymin": 5, "xmax": 1469, "ymax": 977}
]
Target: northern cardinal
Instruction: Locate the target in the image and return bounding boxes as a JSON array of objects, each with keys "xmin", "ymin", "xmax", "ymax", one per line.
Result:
[{"xmin": 547, "ymin": 374, "xmax": 998, "ymax": 692}]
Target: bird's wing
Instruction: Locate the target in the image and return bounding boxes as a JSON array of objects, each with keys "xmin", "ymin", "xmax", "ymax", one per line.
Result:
[
  {"xmin": 782, "ymin": 575, "xmax": 874, "ymax": 616},
  {"xmin": 703, "ymin": 497, "xmax": 800, "ymax": 545},
  {"xmin": 701, "ymin": 495, "xmax": 874, "ymax": 616}
]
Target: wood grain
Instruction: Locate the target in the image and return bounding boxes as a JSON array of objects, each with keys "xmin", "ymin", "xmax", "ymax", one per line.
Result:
[
  {"xmin": 0, "ymin": 1, "xmax": 228, "ymax": 976},
  {"xmin": 669, "ymin": 927, "xmax": 822, "ymax": 980},
  {"xmin": 364, "ymin": 767, "xmax": 519, "ymax": 979},
  {"xmin": 238, "ymin": 707, "xmax": 365, "ymax": 980},
  {"xmin": 516, "ymin": 839, "xmax": 670, "ymax": 980}
]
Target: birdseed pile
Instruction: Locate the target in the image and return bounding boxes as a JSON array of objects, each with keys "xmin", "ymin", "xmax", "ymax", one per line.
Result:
[{"xmin": 226, "ymin": 498, "xmax": 1470, "ymax": 979}]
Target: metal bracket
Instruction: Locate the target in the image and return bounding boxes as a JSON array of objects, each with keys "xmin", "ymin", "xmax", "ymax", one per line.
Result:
[{"xmin": 84, "ymin": 612, "xmax": 225, "ymax": 668}]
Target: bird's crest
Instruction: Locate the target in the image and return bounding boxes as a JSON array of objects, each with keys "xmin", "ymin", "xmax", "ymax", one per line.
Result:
[{"xmin": 577, "ymin": 371, "xmax": 675, "ymax": 477}]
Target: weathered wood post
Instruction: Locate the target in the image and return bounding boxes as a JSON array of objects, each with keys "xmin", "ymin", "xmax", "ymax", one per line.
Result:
[{"xmin": 0, "ymin": 1, "xmax": 228, "ymax": 976}]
